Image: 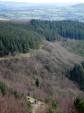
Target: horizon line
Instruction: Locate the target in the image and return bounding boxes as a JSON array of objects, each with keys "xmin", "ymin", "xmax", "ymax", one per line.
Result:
[{"xmin": 0, "ymin": 1, "xmax": 84, "ymax": 4}]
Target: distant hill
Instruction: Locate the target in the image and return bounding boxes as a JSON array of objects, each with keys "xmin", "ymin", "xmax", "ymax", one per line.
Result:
[
  {"xmin": 0, "ymin": 2, "xmax": 84, "ymax": 21},
  {"xmin": 72, "ymin": 4, "xmax": 84, "ymax": 9}
]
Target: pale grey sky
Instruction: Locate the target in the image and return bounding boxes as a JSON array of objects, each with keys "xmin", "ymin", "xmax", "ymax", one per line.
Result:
[{"xmin": 0, "ymin": 0, "xmax": 84, "ymax": 4}]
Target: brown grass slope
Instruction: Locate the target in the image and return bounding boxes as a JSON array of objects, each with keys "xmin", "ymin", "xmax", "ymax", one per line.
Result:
[{"xmin": 0, "ymin": 41, "xmax": 83, "ymax": 113}]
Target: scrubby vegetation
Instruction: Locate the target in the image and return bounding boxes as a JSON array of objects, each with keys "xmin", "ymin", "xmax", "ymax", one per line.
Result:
[
  {"xmin": 0, "ymin": 81, "xmax": 29, "ymax": 113},
  {"xmin": 27, "ymin": 101, "xmax": 32, "ymax": 113},
  {"xmin": 74, "ymin": 97, "xmax": 84, "ymax": 113},
  {"xmin": 46, "ymin": 98, "xmax": 58, "ymax": 113},
  {"xmin": 0, "ymin": 81, "xmax": 7, "ymax": 95},
  {"xmin": 0, "ymin": 41, "xmax": 83, "ymax": 113}
]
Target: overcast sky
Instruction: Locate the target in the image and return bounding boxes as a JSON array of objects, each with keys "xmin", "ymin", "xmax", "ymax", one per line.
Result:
[{"xmin": 0, "ymin": 0, "xmax": 84, "ymax": 4}]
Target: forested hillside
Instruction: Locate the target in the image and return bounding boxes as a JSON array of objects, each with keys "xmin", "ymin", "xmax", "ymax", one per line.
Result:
[
  {"xmin": 0, "ymin": 22, "xmax": 43, "ymax": 56},
  {"xmin": 0, "ymin": 20, "xmax": 84, "ymax": 113},
  {"xmin": 30, "ymin": 20, "xmax": 84, "ymax": 40},
  {"xmin": 0, "ymin": 20, "xmax": 84, "ymax": 56}
]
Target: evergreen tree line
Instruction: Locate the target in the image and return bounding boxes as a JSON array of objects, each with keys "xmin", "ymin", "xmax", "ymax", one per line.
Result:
[
  {"xmin": 69, "ymin": 62, "xmax": 84, "ymax": 91},
  {"xmin": 0, "ymin": 20, "xmax": 84, "ymax": 56},
  {"xmin": 0, "ymin": 22, "xmax": 42, "ymax": 56},
  {"xmin": 74, "ymin": 97, "xmax": 84, "ymax": 113},
  {"xmin": 30, "ymin": 20, "xmax": 84, "ymax": 40}
]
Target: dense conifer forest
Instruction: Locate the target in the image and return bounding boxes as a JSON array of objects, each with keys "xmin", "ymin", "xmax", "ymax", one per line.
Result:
[
  {"xmin": 0, "ymin": 20, "xmax": 84, "ymax": 56},
  {"xmin": 30, "ymin": 20, "xmax": 84, "ymax": 40}
]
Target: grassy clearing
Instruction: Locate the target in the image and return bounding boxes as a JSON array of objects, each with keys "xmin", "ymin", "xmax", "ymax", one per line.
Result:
[{"xmin": 62, "ymin": 40, "xmax": 84, "ymax": 57}]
